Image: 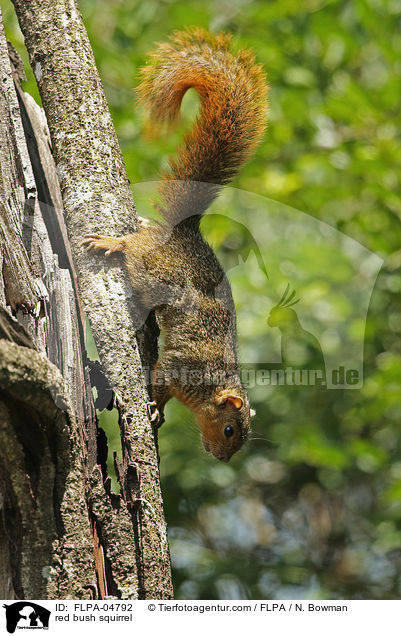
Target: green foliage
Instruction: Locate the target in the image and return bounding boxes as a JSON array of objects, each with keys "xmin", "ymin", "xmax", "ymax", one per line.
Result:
[{"xmin": 5, "ymin": 0, "xmax": 401, "ymax": 599}]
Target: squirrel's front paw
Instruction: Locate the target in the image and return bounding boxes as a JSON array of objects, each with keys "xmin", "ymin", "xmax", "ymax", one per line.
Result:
[{"xmin": 81, "ymin": 234, "xmax": 125, "ymax": 256}]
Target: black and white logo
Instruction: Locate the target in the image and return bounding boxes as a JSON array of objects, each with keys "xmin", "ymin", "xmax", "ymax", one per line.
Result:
[{"xmin": 3, "ymin": 602, "xmax": 50, "ymax": 633}]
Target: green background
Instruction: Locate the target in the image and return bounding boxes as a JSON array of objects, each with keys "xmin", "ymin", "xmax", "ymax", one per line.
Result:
[{"xmin": 4, "ymin": 0, "xmax": 401, "ymax": 599}]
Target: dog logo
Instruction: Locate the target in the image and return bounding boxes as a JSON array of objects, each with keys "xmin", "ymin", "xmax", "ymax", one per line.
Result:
[{"xmin": 3, "ymin": 602, "xmax": 50, "ymax": 633}]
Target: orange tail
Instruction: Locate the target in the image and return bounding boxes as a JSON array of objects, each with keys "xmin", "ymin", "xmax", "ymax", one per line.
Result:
[{"xmin": 137, "ymin": 28, "xmax": 268, "ymax": 226}]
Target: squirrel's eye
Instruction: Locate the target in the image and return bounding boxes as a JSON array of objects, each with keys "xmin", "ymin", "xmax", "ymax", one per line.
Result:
[{"xmin": 224, "ymin": 425, "xmax": 234, "ymax": 438}]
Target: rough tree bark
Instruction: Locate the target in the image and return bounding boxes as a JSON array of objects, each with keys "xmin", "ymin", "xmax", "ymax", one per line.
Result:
[{"xmin": 0, "ymin": 1, "xmax": 173, "ymax": 599}]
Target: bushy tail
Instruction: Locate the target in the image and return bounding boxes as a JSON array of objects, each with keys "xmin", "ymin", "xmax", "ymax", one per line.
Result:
[{"xmin": 137, "ymin": 28, "xmax": 268, "ymax": 227}]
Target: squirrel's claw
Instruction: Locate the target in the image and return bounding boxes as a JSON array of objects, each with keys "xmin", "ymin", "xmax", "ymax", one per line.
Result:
[
  {"xmin": 147, "ymin": 401, "xmax": 164, "ymax": 428},
  {"xmin": 81, "ymin": 234, "xmax": 125, "ymax": 255}
]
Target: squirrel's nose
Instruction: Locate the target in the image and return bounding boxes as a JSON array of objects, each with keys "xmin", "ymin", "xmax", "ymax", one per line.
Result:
[
  {"xmin": 212, "ymin": 449, "xmax": 231, "ymax": 462},
  {"xmin": 218, "ymin": 455, "xmax": 230, "ymax": 463}
]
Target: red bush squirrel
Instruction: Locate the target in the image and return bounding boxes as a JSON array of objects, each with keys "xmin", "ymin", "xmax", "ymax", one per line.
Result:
[{"xmin": 83, "ymin": 28, "xmax": 268, "ymax": 461}]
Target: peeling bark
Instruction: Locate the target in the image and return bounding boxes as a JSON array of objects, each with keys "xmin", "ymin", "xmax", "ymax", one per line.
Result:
[{"xmin": 0, "ymin": 340, "xmax": 95, "ymax": 598}]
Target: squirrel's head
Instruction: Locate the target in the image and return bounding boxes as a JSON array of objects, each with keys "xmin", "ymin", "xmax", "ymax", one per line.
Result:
[
  {"xmin": 267, "ymin": 284, "xmax": 300, "ymax": 327},
  {"xmin": 196, "ymin": 389, "xmax": 254, "ymax": 462}
]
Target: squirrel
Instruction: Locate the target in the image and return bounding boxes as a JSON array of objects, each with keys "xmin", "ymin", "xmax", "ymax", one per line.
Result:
[{"xmin": 82, "ymin": 28, "xmax": 268, "ymax": 462}]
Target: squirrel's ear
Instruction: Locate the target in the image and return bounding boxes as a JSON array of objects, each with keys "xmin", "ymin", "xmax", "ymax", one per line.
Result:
[
  {"xmin": 217, "ymin": 394, "xmax": 243, "ymax": 409},
  {"xmin": 229, "ymin": 395, "xmax": 244, "ymax": 409},
  {"xmin": 250, "ymin": 408, "xmax": 256, "ymax": 417}
]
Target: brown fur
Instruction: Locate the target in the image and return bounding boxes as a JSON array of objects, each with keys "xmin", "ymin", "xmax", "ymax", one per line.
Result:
[{"xmin": 83, "ymin": 28, "xmax": 268, "ymax": 461}]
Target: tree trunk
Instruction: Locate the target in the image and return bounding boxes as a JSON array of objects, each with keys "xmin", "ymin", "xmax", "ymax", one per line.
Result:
[{"xmin": 0, "ymin": 2, "xmax": 172, "ymax": 600}]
